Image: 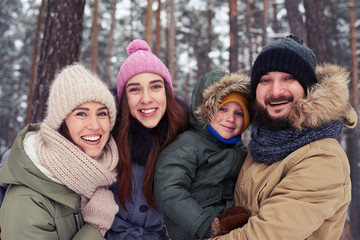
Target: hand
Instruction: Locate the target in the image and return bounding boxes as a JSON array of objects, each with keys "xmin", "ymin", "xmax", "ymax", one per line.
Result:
[
  {"xmin": 211, "ymin": 206, "xmax": 249, "ymax": 236},
  {"xmin": 210, "ymin": 217, "xmax": 221, "ymax": 237}
]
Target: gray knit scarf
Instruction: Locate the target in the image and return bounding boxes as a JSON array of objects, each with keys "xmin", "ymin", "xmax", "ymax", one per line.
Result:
[
  {"xmin": 250, "ymin": 117, "xmax": 344, "ymax": 163},
  {"xmin": 35, "ymin": 122, "xmax": 119, "ymax": 236}
]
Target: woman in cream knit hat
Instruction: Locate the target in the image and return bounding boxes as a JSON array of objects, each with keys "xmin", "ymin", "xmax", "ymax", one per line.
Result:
[{"xmin": 0, "ymin": 63, "xmax": 118, "ymax": 239}]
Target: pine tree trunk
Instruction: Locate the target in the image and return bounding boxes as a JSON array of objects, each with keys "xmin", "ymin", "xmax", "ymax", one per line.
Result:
[
  {"xmin": 105, "ymin": 0, "xmax": 117, "ymax": 85},
  {"xmin": 30, "ymin": 0, "xmax": 85, "ymax": 123},
  {"xmin": 25, "ymin": 0, "xmax": 45, "ymax": 125},
  {"xmin": 91, "ymin": 0, "xmax": 99, "ymax": 73},
  {"xmin": 155, "ymin": 0, "xmax": 162, "ymax": 56},
  {"xmin": 145, "ymin": 0, "xmax": 154, "ymax": 48},
  {"xmin": 167, "ymin": 0, "xmax": 176, "ymax": 90},
  {"xmin": 262, "ymin": 0, "xmax": 268, "ymax": 46},
  {"xmin": 206, "ymin": 9, "xmax": 213, "ymax": 73},
  {"xmin": 347, "ymin": 0, "xmax": 360, "ymax": 238},
  {"xmin": 284, "ymin": 0, "xmax": 307, "ymax": 43},
  {"xmin": 245, "ymin": 0, "xmax": 253, "ymax": 72},
  {"xmin": 229, "ymin": 0, "xmax": 238, "ymax": 72},
  {"xmin": 303, "ymin": 0, "xmax": 329, "ymax": 63}
]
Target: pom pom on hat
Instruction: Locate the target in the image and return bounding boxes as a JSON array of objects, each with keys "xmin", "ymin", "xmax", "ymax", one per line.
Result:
[
  {"xmin": 43, "ymin": 63, "xmax": 117, "ymax": 131},
  {"xmin": 116, "ymin": 39, "xmax": 174, "ymax": 101},
  {"xmin": 250, "ymin": 34, "xmax": 317, "ymax": 99},
  {"xmin": 126, "ymin": 39, "xmax": 151, "ymax": 54}
]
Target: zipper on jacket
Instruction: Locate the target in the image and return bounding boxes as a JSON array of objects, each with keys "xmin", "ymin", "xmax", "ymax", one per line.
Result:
[{"xmin": 74, "ymin": 213, "xmax": 81, "ymax": 231}]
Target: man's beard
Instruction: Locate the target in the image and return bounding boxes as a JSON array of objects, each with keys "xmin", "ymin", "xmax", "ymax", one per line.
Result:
[{"xmin": 254, "ymin": 101, "xmax": 291, "ymax": 130}]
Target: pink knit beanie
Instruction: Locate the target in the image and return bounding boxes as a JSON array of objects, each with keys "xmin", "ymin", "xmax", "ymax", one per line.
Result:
[
  {"xmin": 116, "ymin": 39, "xmax": 174, "ymax": 101},
  {"xmin": 43, "ymin": 63, "xmax": 117, "ymax": 131}
]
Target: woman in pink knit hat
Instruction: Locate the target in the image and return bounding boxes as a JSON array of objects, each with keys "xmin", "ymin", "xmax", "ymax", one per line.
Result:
[
  {"xmin": 0, "ymin": 63, "xmax": 119, "ymax": 239},
  {"xmin": 106, "ymin": 39, "xmax": 189, "ymax": 240}
]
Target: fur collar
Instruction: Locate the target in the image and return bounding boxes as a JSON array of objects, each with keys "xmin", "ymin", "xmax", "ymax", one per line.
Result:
[
  {"xmin": 194, "ymin": 73, "xmax": 250, "ymax": 126},
  {"xmin": 289, "ymin": 64, "xmax": 357, "ymax": 129}
]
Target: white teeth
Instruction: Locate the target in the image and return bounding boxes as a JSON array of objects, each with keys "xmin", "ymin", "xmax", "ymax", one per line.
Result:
[
  {"xmin": 82, "ymin": 136, "xmax": 100, "ymax": 141},
  {"xmin": 270, "ymin": 101, "xmax": 288, "ymax": 105},
  {"xmin": 141, "ymin": 109, "xmax": 156, "ymax": 114}
]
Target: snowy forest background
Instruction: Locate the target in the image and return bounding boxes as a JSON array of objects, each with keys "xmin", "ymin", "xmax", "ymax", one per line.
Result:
[{"xmin": 0, "ymin": 0, "xmax": 359, "ymax": 238}]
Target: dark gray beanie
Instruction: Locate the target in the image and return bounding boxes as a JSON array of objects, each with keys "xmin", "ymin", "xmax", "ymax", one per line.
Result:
[{"xmin": 250, "ymin": 35, "xmax": 317, "ymax": 99}]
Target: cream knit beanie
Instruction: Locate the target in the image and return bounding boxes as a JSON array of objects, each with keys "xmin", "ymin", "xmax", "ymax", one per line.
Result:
[{"xmin": 43, "ymin": 63, "xmax": 116, "ymax": 131}]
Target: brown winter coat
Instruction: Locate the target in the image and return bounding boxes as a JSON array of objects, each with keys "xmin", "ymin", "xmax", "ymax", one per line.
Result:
[{"xmin": 210, "ymin": 64, "xmax": 358, "ymax": 240}]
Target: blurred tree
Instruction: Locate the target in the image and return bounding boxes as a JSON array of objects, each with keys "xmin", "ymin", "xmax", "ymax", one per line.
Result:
[
  {"xmin": 304, "ymin": 0, "xmax": 330, "ymax": 63},
  {"xmin": 30, "ymin": 0, "xmax": 85, "ymax": 123},
  {"xmin": 91, "ymin": 0, "xmax": 99, "ymax": 73},
  {"xmin": 284, "ymin": 0, "xmax": 307, "ymax": 43},
  {"xmin": 145, "ymin": 0, "xmax": 154, "ymax": 47},
  {"xmin": 262, "ymin": 0, "xmax": 268, "ymax": 46},
  {"xmin": 105, "ymin": 0, "xmax": 117, "ymax": 85},
  {"xmin": 245, "ymin": 0, "xmax": 253, "ymax": 71},
  {"xmin": 347, "ymin": 0, "xmax": 359, "ymax": 239},
  {"xmin": 229, "ymin": 0, "xmax": 238, "ymax": 72},
  {"xmin": 155, "ymin": 0, "xmax": 162, "ymax": 56},
  {"xmin": 167, "ymin": 0, "xmax": 176, "ymax": 89},
  {"xmin": 25, "ymin": 0, "xmax": 45, "ymax": 125}
]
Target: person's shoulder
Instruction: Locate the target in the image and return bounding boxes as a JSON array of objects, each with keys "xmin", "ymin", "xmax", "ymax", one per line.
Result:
[{"xmin": 162, "ymin": 129, "xmax": 199, "ymax": 152}]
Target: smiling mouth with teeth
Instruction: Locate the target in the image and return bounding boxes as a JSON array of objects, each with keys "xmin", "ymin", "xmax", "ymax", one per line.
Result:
[
  {"xmin": 269, "ymin": 100, "xmax": 289, "ymax": 106},
  {"xmin": 82, "ymin": 136, "xmax": 101, "ymax": 142},
  {"xmin": 141, "ymin": 108, "xmax": 156, "ymax": 114}
]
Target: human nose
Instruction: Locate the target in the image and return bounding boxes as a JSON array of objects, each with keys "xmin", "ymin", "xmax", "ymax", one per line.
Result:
[
  {"xmin": 140, "ymin": 89, "xmax": 153, "ymax": 104},
  {"xmin": 87, "ymin": 115, "xmax": 100, "ymax": 130},
  {"xmin": 224, "ymin": 112, "xmax": 235, "ymax": 122},
  {"xmin": 271, "ymin": 79, "xmax": 285, "ymax": 97}
]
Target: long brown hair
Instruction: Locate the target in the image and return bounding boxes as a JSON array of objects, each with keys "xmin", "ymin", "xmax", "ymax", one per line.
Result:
[{"xmin": 116, "ymin": 83, "xmax": 189, "ymax": 210}]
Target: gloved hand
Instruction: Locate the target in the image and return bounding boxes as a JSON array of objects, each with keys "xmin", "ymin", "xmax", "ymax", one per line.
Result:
[{"xmin": 211, "ymin": 206, "xmax": 249, "ymax": 236}]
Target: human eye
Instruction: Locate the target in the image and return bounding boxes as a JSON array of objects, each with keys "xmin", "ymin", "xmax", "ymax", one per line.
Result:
[
  {"xmin": 98, "ymin": 110, "xmax": 109, "ymax": 118},
  {"xmin": 153, "ymin": 84, "xmax": 162, "ymax": 89},
  {"xmin": 285, "ymin": 75, "xmax": 295, "ymax": 81},
  {"xmin": 151, "ymin": 82, "xmax": 164, "ymax": 91},
  {"xmin": 75, "ymin": 111, "xmax": 86, "ymax": 117},
  {"xmin": 219, "ymin": 107, "xmax": 227, "ymax": 112},
  {"xmin": 259, "ymin": 77, "xmax": 270, "ymax": 84},
  {"xmin": 127, "ymin": 87, "xmax": 140, "ymax": 93},
  {"xmin": 235, "ymin": 111, "xmax": 244, "ymax": 117}
]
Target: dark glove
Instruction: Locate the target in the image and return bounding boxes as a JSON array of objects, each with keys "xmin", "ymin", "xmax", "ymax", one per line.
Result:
[{"xmin": 217, "ymin": 206, "xmax": 249, "ymax": 235}]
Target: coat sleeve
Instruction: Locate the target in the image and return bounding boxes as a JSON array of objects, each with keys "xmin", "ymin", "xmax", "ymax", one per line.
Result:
[
  {"xmin": 0, "ymin": 186, "xmax": 60, "ymax": 239},
  {"xmin": 154, "ymin": 133, "xmax": 214, "ymax": 238},
  {"xmin": 72, "ymin": 224, "xmax": 106, "ymax": 240},
  {"xmin": 209, "ymin": 141, "xmax": 350, "ymax": 240}
]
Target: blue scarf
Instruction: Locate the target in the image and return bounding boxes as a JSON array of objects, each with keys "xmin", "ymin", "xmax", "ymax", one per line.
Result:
[
  {"xmin": 206, "ymin": 124, "xmax": 241, "ymax": 144},
  {"xmin": 250, "ymin": 117, "xmax": 344, "ymax": 163}
]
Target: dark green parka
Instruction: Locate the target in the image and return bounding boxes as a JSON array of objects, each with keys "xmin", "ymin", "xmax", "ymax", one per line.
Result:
[{"xmin": 154, "ymin": 71, "xmax": 250, "ymax": 240}]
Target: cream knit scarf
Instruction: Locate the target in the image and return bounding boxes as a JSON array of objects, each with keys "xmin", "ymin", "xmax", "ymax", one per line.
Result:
[{"xmin": 35, "ymin": 122, "xmax": 119, "ymax": 236}]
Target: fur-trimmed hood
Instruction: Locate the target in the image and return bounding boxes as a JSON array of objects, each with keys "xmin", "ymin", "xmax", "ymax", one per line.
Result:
[
  {"xmin": 289, "ymin": 64, "xmax": 357, "ymax": 129},
  {"xmin": 190, "ymin": 70, "xmax": 251, "ymax": 129}
]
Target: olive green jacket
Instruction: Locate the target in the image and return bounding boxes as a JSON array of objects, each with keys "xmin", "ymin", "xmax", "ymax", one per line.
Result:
[{"xmin": 0, "ymin": 124, "xmax": 105, "ymax": 240}]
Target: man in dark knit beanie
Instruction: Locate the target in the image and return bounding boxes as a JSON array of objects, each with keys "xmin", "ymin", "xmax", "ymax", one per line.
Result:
[
  {"xmin": 251, "ymin": 35, "xmax": 317, "ymax": 100},
  {"xmin": 210, "ymin": 35, "xmax": 357, "ymax": 239}
]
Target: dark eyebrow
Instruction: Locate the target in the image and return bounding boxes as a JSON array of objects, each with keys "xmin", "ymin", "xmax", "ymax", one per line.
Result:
[
  {"xmin": 72, "ymin": 106, "xmax": 108, "ymax": 112},
  {"xmin": 126, "ymin": 79, "xmax": 164, "ymax": 89},
  {"xmin": 126, "ymin": 82, "xmax": 140, "ymax": 89},
  {"xmin": 150, "ymin": 79, "xmax": 164, "ymax": 84},
  {"xmin": 98, "ymin": 106, "xmax": 108, "ymax": 111},
  {"xmin": 72, "ymin": 107, "xmax": 89, "ymax": 112}
]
